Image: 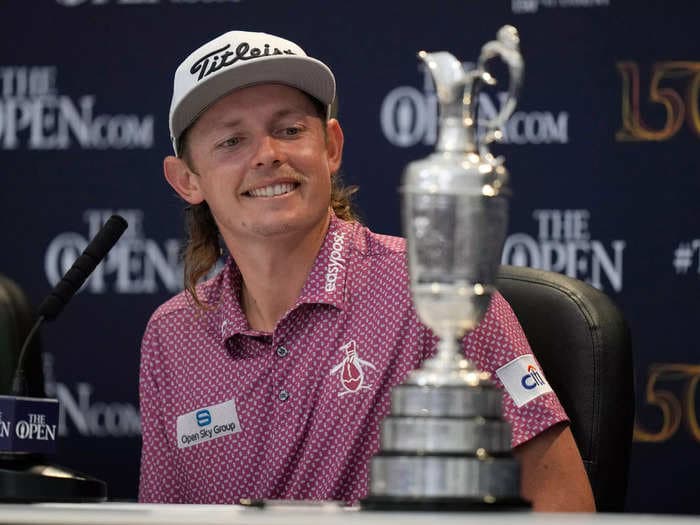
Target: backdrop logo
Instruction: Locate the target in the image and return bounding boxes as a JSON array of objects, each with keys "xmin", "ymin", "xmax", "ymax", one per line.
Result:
[
  {"xmin": 617, "ymin": 61, "xmax": 700, "ymax": 141},
  {"xmin": 0, "ymin": 66, "xmax": 154, "ymax": 150},
  {"xmin": 41, "ymin": 354, "xmax": 140, "ymax": 438},
  {"xmin": 501, "ymin": 209, "xmax": 626, "ymax": 292},
  {"xmin": 56, "ymin": 0, "xmax": 239, "ymax": 5},
  {"xmin": 55, "ymin": 382, "xmax": 141, "ymax": 438},
  {"xmin": 44, "ymin": 209, "xmax": 183, "ymax": 294},
  {"xmin": 673, "ymin": 239, "xmax": 700, "ymax": 275},
  {"xmin": 512, "ymin": 0, "xmax": 609, "ymax": 14},
  {"xmin": 381, "ymin": 63, "xmax": 568, "ymax": 148}
]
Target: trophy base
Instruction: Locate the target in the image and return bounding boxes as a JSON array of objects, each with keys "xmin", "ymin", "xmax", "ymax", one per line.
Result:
[{"xmin": 360, "ymin": 495, "xmax": 530, "ymax": 511}]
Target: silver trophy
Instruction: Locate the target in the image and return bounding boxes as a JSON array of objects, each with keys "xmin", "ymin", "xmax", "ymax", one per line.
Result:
[{"xmin": 364, "ymin": 26, "xmax": 525, "ymax": 510}]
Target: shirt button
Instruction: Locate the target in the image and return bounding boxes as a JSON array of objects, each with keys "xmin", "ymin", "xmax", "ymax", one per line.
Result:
[
  {"xmin": 278, "ymin": 389, "xmax": 290, "ymax": 402},
  {"xmin": 276, "ymin": 346, "xmax": 289, "ymax": 357}
]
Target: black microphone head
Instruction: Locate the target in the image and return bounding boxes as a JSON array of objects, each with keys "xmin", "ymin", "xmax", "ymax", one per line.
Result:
[
  {"xmin": 37, "ymin": 215, "xmax": 128, "ymax": 321},
  {"xmin": 92, "ymin": 215, "xmax": 128, "ymax": 256}
]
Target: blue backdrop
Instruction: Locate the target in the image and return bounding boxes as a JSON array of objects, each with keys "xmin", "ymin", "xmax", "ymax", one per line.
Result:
[{"xmin": 1, "ymin": 0, "xmax": 699, "ymax": 513}]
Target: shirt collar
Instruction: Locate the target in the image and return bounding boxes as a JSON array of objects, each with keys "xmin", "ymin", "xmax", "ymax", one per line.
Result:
[
  {"xmin": 217, "ymin": 260, "xmax": 252, "ymax": 343},
  {"xmin": 217, "ymin": 213, "xmax": 360, "ymax": 344},
  {"xmin": 294, "ymin": 213, "xmax": 358, "ymax": 312}
]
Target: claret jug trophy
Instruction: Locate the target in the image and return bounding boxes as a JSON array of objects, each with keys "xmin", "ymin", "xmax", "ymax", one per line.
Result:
[{"xmin": 364, "ymin": 26, "xmax": 526, "ymax": 510}]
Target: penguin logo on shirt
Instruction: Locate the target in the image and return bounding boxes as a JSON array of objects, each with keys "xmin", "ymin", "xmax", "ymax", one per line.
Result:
[{"xmin": 329, "ymin": 340, "xmax": 376, "ymax": 396}]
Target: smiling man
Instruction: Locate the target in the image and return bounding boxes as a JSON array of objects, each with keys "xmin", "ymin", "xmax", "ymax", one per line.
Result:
[{"xmin": 138, "ymin": 30, "xmax": 595, "ymax": 511}]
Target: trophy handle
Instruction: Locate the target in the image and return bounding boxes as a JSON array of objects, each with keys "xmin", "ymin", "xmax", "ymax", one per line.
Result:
[
  {"xmin": 418, "ymin": 51, "xmax": 481, "ymax": 153},
  {"xmin": 477, "ymin": 25, "xmax": 524, "ymax": 152}
]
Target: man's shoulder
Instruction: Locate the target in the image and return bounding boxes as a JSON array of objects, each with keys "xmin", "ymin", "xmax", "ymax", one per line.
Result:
[
  {"xmin": 148, "ymin": 266, "xmax": 226, "ymax": 325},
  {"xmin": 352, "ymin": 222, "xmax": 406, "ymax": 259},
  {"xmin": 149, "ymin": 289, "xmax": 193, "ymax": 323},
  {"xmin": 344, "ymin": 223, "xmax": 409, "ymax": 288}
]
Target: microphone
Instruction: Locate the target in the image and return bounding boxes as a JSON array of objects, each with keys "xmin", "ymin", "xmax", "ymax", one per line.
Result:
[
  {"xmin": 9, "ymin": 215, "xmax": 128, "ymax": 400},
  {"xmin": 38, "ymin": 214, "xmax": 128, "ymax": 321},
  {"xmin": 0, "ymin": 216, "xmax": 127, "ymax": 502}
]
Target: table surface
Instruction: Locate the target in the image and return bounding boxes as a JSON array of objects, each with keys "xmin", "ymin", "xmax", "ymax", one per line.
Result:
[{"xmin": 0, "ymin": 503, "xmax": 698, "ymax": 525}]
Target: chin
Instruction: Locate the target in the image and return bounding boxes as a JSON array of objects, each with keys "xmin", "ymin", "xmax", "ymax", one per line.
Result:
[
  {"xmin": 249, "ymin": 211, "xmax": 328, "ymax": 239},
  {"xmin": 249, "ymin": 222, "xmax": 295, "ymax": 237}
]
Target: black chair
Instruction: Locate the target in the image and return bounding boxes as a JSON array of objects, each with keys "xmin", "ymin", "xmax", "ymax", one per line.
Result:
[
  {"xmin": 497, "ymin": 265, "xmax": 634, "ymax": 512},
  {"xmin": 0, "ymin": 274, "xmax": 45, "ymax": 396}
]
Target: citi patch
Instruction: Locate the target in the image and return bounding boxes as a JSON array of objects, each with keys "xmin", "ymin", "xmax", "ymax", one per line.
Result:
[
  {"xmin": 495, "ymin": 355, "xmax": 553, "ymax": 408},
  {"xmin": 176, "ymin": 398, "xmax": 241, "ymax": 449}
]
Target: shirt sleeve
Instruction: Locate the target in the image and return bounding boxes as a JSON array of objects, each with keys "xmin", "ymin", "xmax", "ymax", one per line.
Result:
[
  {"xmin": 138, "ymin": 316, "xmax": 179, "ymax": 502},
  {"xmin": 463, "ymin": 291, "xmax": 569, "ymax": 448}
]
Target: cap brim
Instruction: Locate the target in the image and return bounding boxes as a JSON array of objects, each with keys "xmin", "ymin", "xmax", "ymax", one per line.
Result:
[{"xmin": 170, "ymin": 54, "xmax": 335, "ymax": 150}]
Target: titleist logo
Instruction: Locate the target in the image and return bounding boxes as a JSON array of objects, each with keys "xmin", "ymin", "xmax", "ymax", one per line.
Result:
[{"xmin": 190, "ymin": 42, "xmax": 296, "ymax": 81}]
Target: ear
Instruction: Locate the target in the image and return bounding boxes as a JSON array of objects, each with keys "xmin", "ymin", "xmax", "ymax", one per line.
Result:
[
  {"xmin": 163, "ymin": 155, "xmax": 204, "ymax": 205},
  {"xmin": 325, "ymin": 119, "xmax": 344, "ymax": 174}
]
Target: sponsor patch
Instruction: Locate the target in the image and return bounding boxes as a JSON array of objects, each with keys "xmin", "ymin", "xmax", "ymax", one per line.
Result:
[
  {"xmin": 176, "ymin": 398, "xmax": 241, "ymax": 449},
  {"xmin": 324, "ymin": 231, "xmax": 346, "ymax": 292},
  {"xmin": 495, "ymin": 355, "xmax": 553, "ymax": 408},
  {"xmin": 329, "ymin": 340, "xmax": 376, "ymax": 396}
]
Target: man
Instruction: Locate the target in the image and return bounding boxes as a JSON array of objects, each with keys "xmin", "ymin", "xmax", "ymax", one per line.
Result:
[{"xmin": 139, "ymin": 30, "xmax": 594, "ymax": 511}]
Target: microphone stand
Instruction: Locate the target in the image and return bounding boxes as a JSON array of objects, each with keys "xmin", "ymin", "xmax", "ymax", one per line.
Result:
[
  {"xmin": 0, "ymin": 216, "xmax": 128, "ymax": 503},
  {"xmin": 0, "ymin": 296, "xmax": 107, "ymax": 503},
  {"xmin": 0, "ymin": 455, "xmax": 107, "ymax": 503}
]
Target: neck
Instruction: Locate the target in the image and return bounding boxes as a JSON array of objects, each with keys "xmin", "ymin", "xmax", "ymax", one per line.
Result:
[{"xmin": 227, "ymin": 212, "xmax": 332, "ymax": 332}]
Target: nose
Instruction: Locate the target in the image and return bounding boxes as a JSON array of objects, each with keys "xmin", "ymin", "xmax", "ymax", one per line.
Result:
[{"xmin": 251, "ymin": 135, "xmax": 286, "ymax": 168}]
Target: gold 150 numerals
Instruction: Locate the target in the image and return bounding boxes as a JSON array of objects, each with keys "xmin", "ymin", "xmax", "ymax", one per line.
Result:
[
  {"xmin": 634, "ymin": 363, "xmax": 700, "ymax": 442},
  {"xmin": 617, "ymin": 61, "xmax": 700, "ymax": 141}
]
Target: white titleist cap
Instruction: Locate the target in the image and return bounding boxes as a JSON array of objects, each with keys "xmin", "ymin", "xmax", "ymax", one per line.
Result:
[{"xmin": 169, "ymin": 30, "xmax": 336, "ymax": 154}]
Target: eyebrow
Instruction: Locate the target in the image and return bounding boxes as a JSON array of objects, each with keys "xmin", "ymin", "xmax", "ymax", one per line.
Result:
[
  {"xmin": 270, "ymin": 108, "xmax": 309, "ymax": 120},
  {"xmin": 209, "ymin": 118, "xmax": 242, "ymax": 131},
  {"xmin": 211, "ymin": 108, "xmax": 310, "ymax": 130}
]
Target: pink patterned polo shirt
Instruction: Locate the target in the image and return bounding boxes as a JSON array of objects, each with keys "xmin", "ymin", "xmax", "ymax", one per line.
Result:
[{"xmin": 139, "ymin": 213, "xmax": 567, "ymax": 504}]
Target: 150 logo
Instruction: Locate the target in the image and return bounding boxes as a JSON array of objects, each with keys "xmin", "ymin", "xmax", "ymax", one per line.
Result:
[
  {"xmin": 634, "ymin": 363, "xmax": 700, "ymax": 443},
  {"xmin": 617, "ymin": 61, "xmax": 700, "ymax": 141}
]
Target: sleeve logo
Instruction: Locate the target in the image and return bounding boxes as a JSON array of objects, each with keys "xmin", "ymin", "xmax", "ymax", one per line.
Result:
[{"xmin": 496, "ymin": 355, "xmax": 553, "ymax": 408}]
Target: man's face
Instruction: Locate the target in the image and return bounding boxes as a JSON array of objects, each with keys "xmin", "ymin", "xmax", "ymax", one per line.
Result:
[{"xmin": 177, "ymin": 83, "xmax": 343, "ymax": 247}]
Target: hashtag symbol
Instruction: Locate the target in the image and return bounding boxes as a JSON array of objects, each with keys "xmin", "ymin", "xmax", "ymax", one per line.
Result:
[{"xmin": 673, "ymin": 243, "xmax": 695, "ymax": 274}]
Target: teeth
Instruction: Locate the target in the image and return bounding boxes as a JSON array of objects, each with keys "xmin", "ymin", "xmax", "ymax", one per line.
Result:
[{"xmin": 248, "ymin": 183, "xmax": 296, "ymax": 198}]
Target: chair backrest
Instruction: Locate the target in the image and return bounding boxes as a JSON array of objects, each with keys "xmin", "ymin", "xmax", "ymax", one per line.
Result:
[
  {"xmin": 0, "ymin": 274, "xmax": 45, "ymax": 397},
  {"xmin": 496, "ymin": 265, "xmax": 634, "ymax": 512}
]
